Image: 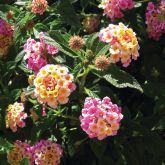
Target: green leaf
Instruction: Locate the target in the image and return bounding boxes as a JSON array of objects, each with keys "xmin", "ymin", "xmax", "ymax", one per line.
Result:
[
  {"xmin": 57, "ymin": 0, "xmax": 80, "ymax": 27},
  {"xmin": 33, "ymin": 28, "xmax": 40, "ymax": 38},
  {"xmin": 80, "ymin": 0, "xmax": 89, "ymax": 9},
  {"xmin": 142, "ymin": 82, "xmax": 165, "ymax": 99},
  {"xmin": 14, "ymin": 1, "xmax": 26, "ymax": 6},
  {"xmin": 86, "ymin": 33, "xmax": 99, "ymax": 50},
  {"xmin": 0, "ymin": 137, "xmax": 13, "ymax": 154},
  {"xmin": 18, "ymin": 62, "xmax": 32, "ymax": 74},
  {"xmin": 90, "ymin": 139, "xmax": 107, "ymax": 159},
  {"xmin": 93, "ymin": 65, "xmax": 143, "ymax": 93},
  {"xmin": 99, "ymin": 156, "xmax": 115, "ymax": 165},
  {"xmin": 84, "ymin": 88, "xmax": 99, "ymax": 98},
  {"xmin": 10, "ymin": 89, "xmax": 21, "ymax": 101},
  {"xmin": 43, "ymin": 35, "xmax": 78, "ymax": 58},
  {"xmin": 96, "ymin": 44, "xmax": 110, "ymax": 56},
  {"xmin": 20, "ymin": 158, "xmax": 30, "ymax": 165},
  {"xmin": 15, "ymin": 50, "xmax": 25, "ymax": 63}
]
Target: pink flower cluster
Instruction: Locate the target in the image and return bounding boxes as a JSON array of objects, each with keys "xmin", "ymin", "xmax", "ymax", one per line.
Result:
[
  {"xmin": 7, "ymin": 140, "xmax": 34, "ymax": 165},
  {"xmin": 0, "ymin": 18, "xmax": 13, "ymax": 57},
  {"xmin": 24, "ymin": 32, "xmax": 58, "ymax": 73},
  {"xmin": 6, "ymin": 102, "xmax": 27, "ymax": 132},
  {"xmin": 34, "ymin": 140, "xmax": 63, "ymax": 165},
  {"xmin": 99, "ymin": 0, "xmax": 134, "ymax": 21},
  {"xmin": 80, "ymin": 97, "xmax": 123, "ymax": 140},
  {"xmin": 146, "ymin": 1, "xmax": 165, "ymax": 40},
  {"xmin": 7, "ymin": 140, "xmax": 63, "ymax": 165}
]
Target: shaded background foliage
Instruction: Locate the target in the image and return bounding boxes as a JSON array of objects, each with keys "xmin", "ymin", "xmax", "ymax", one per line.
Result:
[{"xmin": 0, "ymin": 0, "xmax": 165, "ymax": 164}]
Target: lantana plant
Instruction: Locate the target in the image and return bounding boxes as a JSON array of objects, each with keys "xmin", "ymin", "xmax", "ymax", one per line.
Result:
[{"xmin": 0, "ymin": 0, "xmax": 165, "ymax": 164}]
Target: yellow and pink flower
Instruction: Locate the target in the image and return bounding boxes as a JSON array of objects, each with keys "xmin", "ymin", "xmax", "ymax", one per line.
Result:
[
  {"xmin": 33, "ymin": 64, "xmax": 76, "ymax": 108},
  {"xmin": 6, "ymin": 102, "xmax": 27, "ymax": 132},
  {"xmin": 31, "ymin": 0, "xmax": 48, "ymax": 15},
  {"xmin": 99, "ymin": 23, "xmax": 139, "ymax": 67},
  {"xmin": 99, "ymin": 0, "xmax": 134, "ymax": 21}
]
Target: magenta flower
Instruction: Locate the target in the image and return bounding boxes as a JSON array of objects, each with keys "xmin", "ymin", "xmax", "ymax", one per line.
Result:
[
  {"xmin": 23, "ymin": 32, "xmax": 59, "ymax": 73},
  {"xmin": 146, "ymin": 1, "xmax": 165, "ymax": 40}
]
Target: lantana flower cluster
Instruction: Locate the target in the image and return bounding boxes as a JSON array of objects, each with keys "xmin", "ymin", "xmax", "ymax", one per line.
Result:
[
  {"xmin": 31, "ymin": 0, "xmax": 48, "ymax": 15},
  {"xmin": 7, "ymin": 140, "xmax": 62, "ymax": 165},
  {"xmin": 0, "ymin": 18, "xmax": 13, "ymax": 58},
  {"xmin": 34, "ymin": 140, "xmax": 63, "ymax": 165},
  {"xmin": 99, "ymin": 0, "xmax": 134, "ymax": 21},
  {"xmin": 24, "ymin": 33, "xmax": 58, "ymax": 73},
  {"xmin": 6, "ymin": 102, "xmax": 27, "ymax": 132},
  {"xmin": 80, "ymin": 97, "xmax": 123, "ymax": 140},
  {"xmin": 7, "ymin": 140, "xmax": 34, "ymax": 165},
  {"xmin": 33, "ymin": 64, "xmax": 76, "ymax": 109},
  {"xmin": 146, "ymin": 1, "xmax": 165, "ymax": 40},
  {"xmin": 99, "ymin": 23, "xmax": 139, "ymax": 67}
]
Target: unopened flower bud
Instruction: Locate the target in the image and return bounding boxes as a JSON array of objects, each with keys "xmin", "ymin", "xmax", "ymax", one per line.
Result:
[
  {"xmin": 6, "ymin": 10, "xmax": 14, "ymax": 20},
  {"xmin": 95, "ymin": 55, "xmax": 110, "ymax": 70},
  {"xmin": 30, "ymin": 109, "xmax": 39, "ymax": 122},
  {"xmin": 86, "ymin": 49, "xmax": 94, "ymax": 59},
  {"xmin": 68, "ymin": 36, "xmax": 84, "ymax": 50},
  {"xmin": 82, "ymin": 16, "xmax": 100, "ymax": 33},
  {"xmin": 20, "ymin": 92, "xmax": 27, "ymax": 103}
]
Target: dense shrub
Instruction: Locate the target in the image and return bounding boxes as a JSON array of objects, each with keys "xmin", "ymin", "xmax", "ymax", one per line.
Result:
[{"xmin": 0, "ymin": 0, "xmax": 165, "ymax": 164}]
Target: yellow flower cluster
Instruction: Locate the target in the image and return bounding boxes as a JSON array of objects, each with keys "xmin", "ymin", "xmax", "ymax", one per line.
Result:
[
  {"xmin": 99, "ymin": 23, "xmax": 139, "ymax": 67},
  {"xmin": 33, "ymin": 64, "xmax": 76, "ymax": 108},
  {"xmin": 6, "ymin": 102, "xmax": 27, "ymax": 132}
]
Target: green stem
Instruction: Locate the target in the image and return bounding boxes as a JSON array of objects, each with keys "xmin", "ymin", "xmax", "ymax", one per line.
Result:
[
  {"xmin": 47, "ymin": 107, "xmax": 79, "ymax": 121},
  {"xmin": 53, "ymin": 113, "xmax": 79, "ymax": 121},
  {"xmin": 28, "ymin": 98, "xmax": 38, "ymax": 104},
  {"xmin": 79, "ymin": 68, "xmax": 90, "ymax": 94}
]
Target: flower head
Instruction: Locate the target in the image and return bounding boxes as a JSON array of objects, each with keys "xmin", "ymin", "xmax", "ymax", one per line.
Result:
[
  {"xmin": 24, "ymin": 33, "xmax": 58, "ymax": 73},
  {"xmin": 6, "ymin": 10, "xmax": 14, "ymax": 20},
  {"xmin": 7, "ymin": 140, "xmax": 34, "ymax": 165},
  {"xmin": 95, "ymin": 55, "xmax": 110, "ymax": 70},
  {"xmin": 80, "ymin": 97, "xmax": 123, "ymax": 140},
  {"xmin": 6, "ymin": 102, "xmax": 27, "ymax": 132},
  {"xmin": 82, "ymin": 16, "xmax": 100, "ymax": 33},
  {"xmin": 0, "ymin": 18, "xmax": 13, "ymax": 58},
  {"xmin": 33, "ymin": 64, "xmax": 76, "ymax": 109},
  {"xmin": 34, "ymin": 140, "xmax": 63, "ymax": 165},
  {"xmin": 68, "ymin": 36, "xmax": 84, "ymax": 50},
  {"xmin": 99, "ymin": 0, "xmax": 134, "ymax": 21},
  {"xmin": 146, "ymin": 1, "xmax": 165, "ymax": 40},
  {"xmin": 99, "ymin": 23, "xmax": 139, "ymax": 67},
  {"xmin": 31, "ymin": 0, "xmax": 48, "ymax": 15}
]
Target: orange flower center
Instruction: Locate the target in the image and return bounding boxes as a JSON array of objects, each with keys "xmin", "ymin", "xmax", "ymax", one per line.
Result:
[{"xmin": 43, "ymin": 76, "xmax": 57, "ymax": 91}]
